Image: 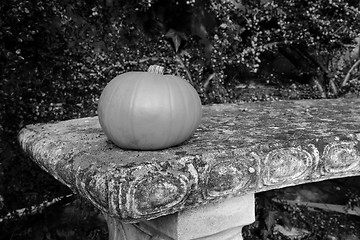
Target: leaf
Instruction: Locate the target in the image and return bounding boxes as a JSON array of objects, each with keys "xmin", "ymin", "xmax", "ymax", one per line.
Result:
[
  {"xmin": 264, "ymin": 210, "xmax": 277, "ymax": 231},
  {"xmin": 278, "ymin": 211, "xmax": 293, "ymax": 231},
  {"xmin": 259, "ymin": 210, "xmax": 278, "ymax": 240},
  {"xmin": 165, "ymin": 29, "xmax": 187, "ymax": 53},
  {"xmin": 274, "ymin": 225, "xmax": 310, "ymax": 239}
]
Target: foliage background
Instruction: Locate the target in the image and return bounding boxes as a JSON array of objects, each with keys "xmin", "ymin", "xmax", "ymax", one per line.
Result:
[{"xmin": 0, "ymin": 0, "xmax": 360, "ymax": 237}]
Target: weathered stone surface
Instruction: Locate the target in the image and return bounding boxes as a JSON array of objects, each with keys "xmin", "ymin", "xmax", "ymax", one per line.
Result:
[
  {"xmin": 18, "ymin": 98, "xmax": 360, "ymax": 223},
  {"xmin": 142, "ymin": 194, "xmax": 254, "ymax": 239}
]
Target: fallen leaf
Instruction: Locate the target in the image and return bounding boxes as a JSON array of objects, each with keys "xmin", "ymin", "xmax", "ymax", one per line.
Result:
[{"xmin": 274, "ymin": 224, "xmax": 310, "ymax": 239}]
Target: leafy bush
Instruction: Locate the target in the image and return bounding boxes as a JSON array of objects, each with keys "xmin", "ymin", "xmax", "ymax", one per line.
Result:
[{"xmin": 209, "ymin": 0, "xmax": 360, "ymax": 98}]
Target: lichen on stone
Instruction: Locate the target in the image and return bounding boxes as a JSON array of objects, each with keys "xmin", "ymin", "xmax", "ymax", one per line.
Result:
[{"xmin": 18, "ymin": 98, "xmax": 360, "ymax": 222}]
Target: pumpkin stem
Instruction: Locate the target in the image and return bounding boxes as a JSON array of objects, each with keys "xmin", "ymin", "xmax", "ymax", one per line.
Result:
[{"xmin": 147, "ymin": 65, "xmax": 164, "ymax": 75}]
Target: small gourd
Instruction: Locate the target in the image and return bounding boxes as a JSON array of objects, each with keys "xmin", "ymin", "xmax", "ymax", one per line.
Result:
[{"xmin": 98, "ymin": 65, "xmax": 202, "ymax": 150}]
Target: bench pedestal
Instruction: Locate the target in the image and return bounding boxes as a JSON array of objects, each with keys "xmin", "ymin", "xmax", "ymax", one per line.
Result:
[{"xmin": 105, "ymin": 194, "xmax": 255, "ymax": 240}]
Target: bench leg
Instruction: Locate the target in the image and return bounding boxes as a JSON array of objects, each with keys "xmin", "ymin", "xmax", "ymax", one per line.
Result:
[
  {"xmin": 103, "ymin": 194, "xmax": 255, "ymax": 240},
  {"xmin": 103, "ymin": 213, "xmax": 152, "ymax": 240},
  {"xmin": 104, "ymin": 194, "xmax": 255, "ymax": 240}
]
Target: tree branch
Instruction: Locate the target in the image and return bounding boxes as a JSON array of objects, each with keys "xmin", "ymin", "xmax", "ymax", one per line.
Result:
[{"xmin": 341, "ymin": 59, "xmax": 360, "ymax": 87}]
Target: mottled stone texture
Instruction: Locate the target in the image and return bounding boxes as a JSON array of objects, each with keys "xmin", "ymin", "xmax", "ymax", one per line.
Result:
[{"xmin": 18, "ymin": 98, "xmax": 360, "ymax": 223}]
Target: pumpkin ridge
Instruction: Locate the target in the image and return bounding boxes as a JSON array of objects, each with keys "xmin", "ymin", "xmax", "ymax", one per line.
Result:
[
  {"xmin": 100, "ymin": 76, "xmax": 123, "ymax": 143},
  {"xmin": 188, "ymin": 82, "xmax": 202, "ymax": 135},
  {"xmin": 106, "ymin": 79, "xmax": 122, "ymax": 143},
  {"xmin": 184, "ymin": 81, "xmax": 195, "ymax": 138},
  {"xmin": 175, "ymin": 77, "xmax": 189, "ymax": 143},
  {"xmin": 129, "ymin": 77, "xmax": 142, "ymax": 149},
  {"xmin": 165, "ymin": 77, "xmax": 175, "ymax": 147}
]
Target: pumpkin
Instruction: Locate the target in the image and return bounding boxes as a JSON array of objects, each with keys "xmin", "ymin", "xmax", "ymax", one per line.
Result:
[{"xmin": 98, "ymin": 65, "xmax": 202, "ymax": 150}]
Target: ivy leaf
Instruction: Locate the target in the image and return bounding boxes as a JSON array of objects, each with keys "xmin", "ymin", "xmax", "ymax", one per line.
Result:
[
  {"xmin": 165, "ymin": 29, "xmax": 187, "ymax": 53},
  {"xmin": 259, "ymin": 210, "xmax": 278, "ymax": 240},
  {"xmin": 264, "ymin": 210, "xmax": 277, "ymax": 231}
]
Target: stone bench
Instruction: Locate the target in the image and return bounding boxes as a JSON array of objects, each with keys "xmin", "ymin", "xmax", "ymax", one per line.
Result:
[{"xmin": 18, "ymin": 98, "xmax": 360, "ymax": 240}]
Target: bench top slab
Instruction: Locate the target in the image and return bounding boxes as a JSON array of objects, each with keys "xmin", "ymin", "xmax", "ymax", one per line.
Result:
[{"xmin": 19, "ymin": 98, "xmax": 360, "ymax": 222}]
